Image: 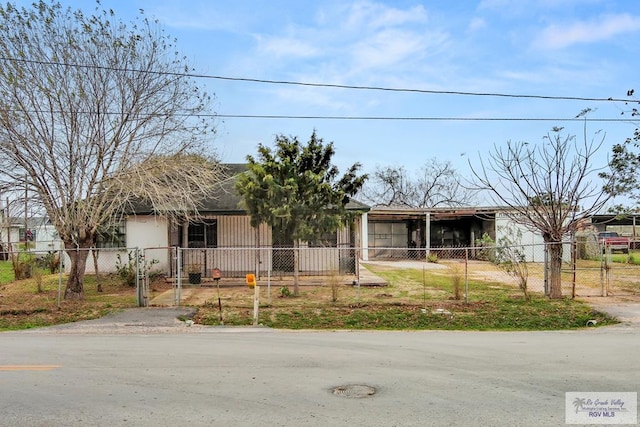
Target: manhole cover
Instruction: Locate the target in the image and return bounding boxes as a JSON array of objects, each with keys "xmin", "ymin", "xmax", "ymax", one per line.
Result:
[{"xmin": 332, "ymin": 384, "xmax": 376, "ymax": 398}]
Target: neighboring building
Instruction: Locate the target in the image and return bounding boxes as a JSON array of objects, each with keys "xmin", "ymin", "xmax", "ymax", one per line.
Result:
[
  {"xmin": 0, "ymin": 216, "xmax": 60, "ymax": 252},
  {"xmin": 361, "ymin": 206, "xmax": 567, "ymax": 262}
]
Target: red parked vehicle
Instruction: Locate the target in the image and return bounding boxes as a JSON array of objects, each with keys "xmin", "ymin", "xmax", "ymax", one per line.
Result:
[{"xmin": 598, "ymin": 231, "xmax": 629, "ymax": 253}]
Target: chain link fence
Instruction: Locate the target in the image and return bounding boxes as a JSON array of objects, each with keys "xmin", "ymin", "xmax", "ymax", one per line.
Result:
[
  {"xmin": 0, "ymin": 246, "xmax": 165, "ymax": 307},
  {"xmin": 2, "ymin": 240, "xmax": 639, "ymax": 307}
]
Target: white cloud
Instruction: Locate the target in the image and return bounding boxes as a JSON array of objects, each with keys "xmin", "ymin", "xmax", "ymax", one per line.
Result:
[
  {"xmin": 349, "ymin": 28, "xmax": 451, "ymax": 73},
  {"xmin": 478, "ymin": 0, "xmax": 603, "ymax": 14},
  {"xmin": 535, "ymin": 13, "xmax": 640, "ymax": 49},
  {"xmin": 255, "ymin": 35, "xmax": 319, "ymax": 58},
  {"xmin": 344, "ymin": 1, "xmax": 429, "ymax": 31},
  {"xmin": 469, "ymin": 17, "xmax": 487, "ymax": 31}
]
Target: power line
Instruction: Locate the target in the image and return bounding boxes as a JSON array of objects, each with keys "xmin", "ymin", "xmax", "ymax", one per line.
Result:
[
  {"xmin": 0, "ymin": 56, "xmax": 636, "ymax": 104},
  {"xmin": 209, "ymin": 77, "xmax": 631, "ymax": 103},
  {"xmin": 215, "ymin": 115, "xmax": 638, "ymax": 122},
  {"xmin": 4, "ymin": 106, "xmax": 639, "ymax": 122},
  {"xmin": 6, "ymin": 107, "xmax": 640, "ymax": 122}
]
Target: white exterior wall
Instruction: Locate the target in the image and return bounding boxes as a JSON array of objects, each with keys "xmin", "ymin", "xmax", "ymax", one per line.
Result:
[
  {"xmin": 126, "ymin": 216, "xmax": 169, "ymax": 248},
  {"xmin": 495, "ymin": 213, "xmax": 571, "ymax": 262},
  {"xmin": 1, "ymin": 227, "xmax": 20, "ymax": 247},
  {"xmin": 126, "ymin": 216, "xmax": 170, "ymax": 272},
  {"xmin": 61, "ymin": 216, "xmax": 169, "ymax": 275},
  {"xmin": 34, "ymin": 224, "xmax": 61, "ymax": 252},
  {"xmin": 361, "ymin": 212, "xmax": 369, "ymax": 261}
]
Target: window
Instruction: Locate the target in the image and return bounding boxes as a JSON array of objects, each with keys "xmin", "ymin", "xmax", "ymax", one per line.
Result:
[
  {"xmin": 96, "ymin": 222, "xmax": 126, "ymax": 248},
  {"xmin": 188, "ymin": 219, "xmax": 217, "ymax": 248},
  {"xmin": 19, "ymin": 228, "xmax": 36, "ymax": 242}
]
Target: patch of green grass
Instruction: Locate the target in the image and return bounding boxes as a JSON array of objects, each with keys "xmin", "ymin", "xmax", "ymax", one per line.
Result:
[
  {"xmin": 0, "ymin": 260, "xmax": 15, "ymax": 284},
  {"xmin": 610, "ymin": 250, "xmax": 640, "ymax": 265},
  {"xmin": 194, "ymin": 266, "xmax": 619, "ymax": 331},
  {"xmin": 0, "ymin": 273, "xmax": 138, "ymax": 331},
  {"xmin": 200, "ymin": 296, "xmax": 615, "ymax": 330}
]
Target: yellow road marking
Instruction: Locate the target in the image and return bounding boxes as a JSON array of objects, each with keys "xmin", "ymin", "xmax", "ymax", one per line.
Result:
[{"xmin": 0, "ymin": 365, "xmax": 61, "ymax": 371}]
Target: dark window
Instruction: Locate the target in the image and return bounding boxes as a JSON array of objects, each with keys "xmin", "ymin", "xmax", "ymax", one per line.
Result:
[
  {"xmin": 19, "ymin": 228, "xmax": 36, "ymax": 242},
  {"xmin": 96, "ymin": 222, "xmax": 126, "ymax": 248},
  {"xmin": 188, "ymin": 219, "xmax": 217, "ymax": 248}
]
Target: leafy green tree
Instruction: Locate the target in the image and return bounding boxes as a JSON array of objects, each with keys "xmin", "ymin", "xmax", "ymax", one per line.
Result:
[
  {"xmin": 600, "ymin": 92, "xmax": 640, "ymax": 210},
  {"xmin": 236, "ymin": 131, "xmax": 367, "ymax": 295},
  {"xmin": 0, "ymin": 2, "xmax": 220, "ymax": 300}
]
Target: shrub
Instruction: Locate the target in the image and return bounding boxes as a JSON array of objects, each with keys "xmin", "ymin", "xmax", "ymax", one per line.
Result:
[
  {"xmin": 328, "ymin": 271, "xmax": 339, "ymax": 302},
  {"xmin": 36, "ymin": 251, "xmax": 60, "ymax": 274},
  {"xmin": 450, "ymin": 264, "xmax": 463, "ymax": 300},
  {"xmin": 474, "ymin": 233, "xmax": 496, "ymax": 262},
  {"xmin": 279, "ymin": 286, "xmax": 292, "ymax": 297},
  {"xmin": 12, "ymin": 251, "xmax": 36, "ymax": 280},
  {"xmin": 115, "ymin": 250, "xmax": 158, "ymax": 287}
]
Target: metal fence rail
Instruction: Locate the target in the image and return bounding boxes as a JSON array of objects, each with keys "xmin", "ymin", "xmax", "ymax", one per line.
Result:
[{"xmin": 1, "ymin": 241, "xmax": 639, "ymax": 307}]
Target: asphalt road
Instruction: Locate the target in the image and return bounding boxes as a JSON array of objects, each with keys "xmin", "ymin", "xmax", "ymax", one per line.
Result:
[{"xmin": 1, "ymin": 313, "xmax": 639, "ymax": 427}]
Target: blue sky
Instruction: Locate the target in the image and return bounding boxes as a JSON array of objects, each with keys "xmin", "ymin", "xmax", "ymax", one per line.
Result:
[{"xmin": 16, "ymin": 1, "xmax": 640, "ymax": 195}]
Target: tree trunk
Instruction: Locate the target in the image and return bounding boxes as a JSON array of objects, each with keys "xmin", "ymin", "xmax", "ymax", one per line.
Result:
[
  {"xmin": 546, "ymin": 241, "xmax": 563, "ymax": 299},
  {"xmin": 293, "ymin": 239, "xmax": 300, "ymax": 296},
  {"xmin": 64, "ymin": 239, "xmax": 92, "ymax": 300}
]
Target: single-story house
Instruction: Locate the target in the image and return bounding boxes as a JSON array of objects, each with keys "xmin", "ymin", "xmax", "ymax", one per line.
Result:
[{"xmin": 121, "ymin": 164, "xmax": 370, "ymax": 278}]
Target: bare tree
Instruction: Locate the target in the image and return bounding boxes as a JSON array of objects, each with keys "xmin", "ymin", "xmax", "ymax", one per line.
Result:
[
  {"xmin": 470, "ymin": 125, "xmax": 612, "ymax": 298},
  {"xmin": 0, "ymin": 2, "xmax": 222, "ymax": 299},
  {"xmin": 362, "ymin": 158, "xmax": 475, "ymax": 208}
]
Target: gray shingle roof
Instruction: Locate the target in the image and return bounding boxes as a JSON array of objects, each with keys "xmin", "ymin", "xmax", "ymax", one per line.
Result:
[{"xmin": 130, "ymin": 163, "xmax": 369, "ymax": 215}]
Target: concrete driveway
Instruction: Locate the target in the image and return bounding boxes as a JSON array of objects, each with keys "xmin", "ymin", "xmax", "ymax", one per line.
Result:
[{"xmin": 582, "ymin": 296, "xmax": 640, "ymax": 325}]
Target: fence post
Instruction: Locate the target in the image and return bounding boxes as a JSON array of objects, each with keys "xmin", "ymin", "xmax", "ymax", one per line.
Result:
[
  {"xmin": 176, "ymin": 247, "xmax": 182, "ymax": 306},
  {"xmin": 57, "ymin": 246, "xmax": 63, "ymax": 308},
  {"xmin": 139, "ymin": 248, "xmax": 149, "ymax": 307},
  {"xmin": 135, "ymin": 247, "xmax": 141, "ymax": 307},
  {"xmin": 267, "ymin": 247, "xmax": 272, "ymax": 305},
  {"xmin": 572, "ymin": 235, "xmax": 577, "ymax": 299},
  {"xmin": 604, "ymin": 247, "xmax": 610, "ymax": 297},
  {"xmin": 464, "ymin": 248, "xmax": 469, "ymax": 303},
  {"xmin": 543, "ymin": 243, "xmax": 549, "ymax": 296}
]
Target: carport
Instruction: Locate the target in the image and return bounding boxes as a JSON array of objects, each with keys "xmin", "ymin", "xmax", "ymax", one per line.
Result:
[{"xmin": 590, "ymin": 214, "xmax": 640, "ymax": 248}]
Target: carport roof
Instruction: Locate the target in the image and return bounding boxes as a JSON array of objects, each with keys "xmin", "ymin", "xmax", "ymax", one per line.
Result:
[
  {"xmin": 590, "ymin": 214, "xmax": 640, "ymax": 226},
  {"xmin": 367, "ymin": 206, "xmax": 508, "ymax": 221}
]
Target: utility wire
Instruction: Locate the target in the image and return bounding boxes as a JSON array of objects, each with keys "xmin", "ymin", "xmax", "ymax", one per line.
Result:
[
  {"xmin": 215, "ymin": 115, "xmax": 637, "ymax": 122},
  {"xmin": 0, "ymin": 56, "xmax": 635, "ymax": 103},
  {"xmin": 4, "ymin": 107, "xmax": 639, "ymax": 122}
]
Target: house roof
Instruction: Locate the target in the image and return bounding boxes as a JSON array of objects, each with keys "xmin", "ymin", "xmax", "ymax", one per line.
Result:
[
  {"xmin": 2, "ymin": 216, "xmax": 52, "ymax": 228},
  {"xmin": 131, "ymin": 163, "xmax": 370, "ymax": 215}
]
